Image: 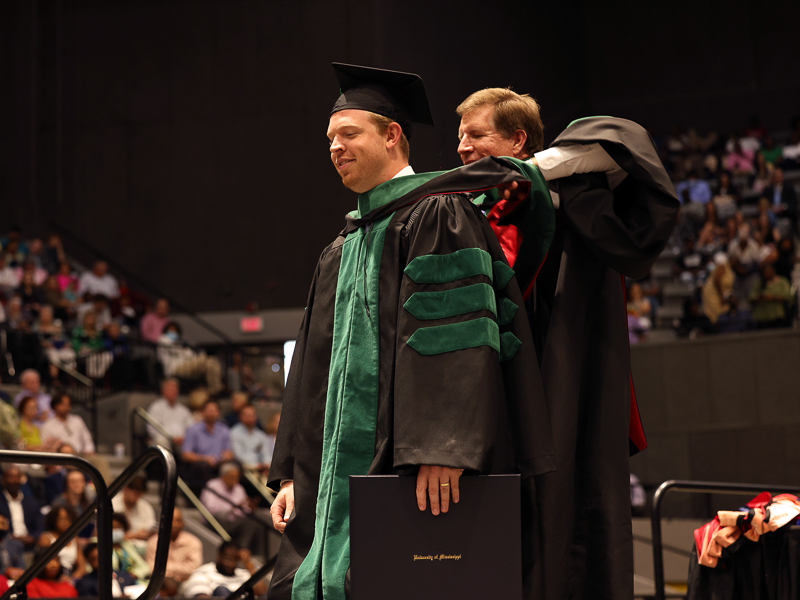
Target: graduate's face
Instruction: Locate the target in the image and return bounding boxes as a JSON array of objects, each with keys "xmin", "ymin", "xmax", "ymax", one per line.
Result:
[
  {"xmin": 328, "ymin": 110, "xmax": 392, "ymax": 193},
  {"xmin": 457, "ymin": 105, "xmax": 518, "ymax": 165}
]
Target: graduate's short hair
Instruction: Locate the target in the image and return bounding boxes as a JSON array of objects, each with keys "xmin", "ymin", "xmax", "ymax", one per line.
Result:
[
  {"xmin": 369, "ymin": 113, "xmax": 410, "ymax": 161},
  {"xmin": 457, "ymin": 88, "xmax": 544, "ymax": 156}
]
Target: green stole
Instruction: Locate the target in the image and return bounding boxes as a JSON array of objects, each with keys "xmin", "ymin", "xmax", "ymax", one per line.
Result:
[{"xmin": 291, "ymin": 172, "xmax": 441, "ymax": 600}]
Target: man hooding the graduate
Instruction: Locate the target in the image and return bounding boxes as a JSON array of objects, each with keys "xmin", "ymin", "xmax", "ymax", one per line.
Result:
[{"xmin": 267, "ymin": 63, "xmax": 556, "ymax": 600}]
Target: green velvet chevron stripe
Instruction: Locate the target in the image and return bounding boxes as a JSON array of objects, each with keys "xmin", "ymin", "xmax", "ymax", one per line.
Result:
[
  {"xmin": 492, "ymin": 261, "xmax": 515, "ymax": 290},
  {"xmin": 499, "ymin": 331, "xmax": 522, "ymax": 362},
  {"xmin": 497, "ymin": 298, "xmax": 518, "ymax": 326},
  {"xmin": 404, "ymin": 248, "xmax": 492, "ymax": 284},
  {"xmin": 407, "ymin": 317, "xmax": 499, "ymax": 356},
  {"xmin": 404, "ymin": 283, "xmax": 496, "ymax": 321}
]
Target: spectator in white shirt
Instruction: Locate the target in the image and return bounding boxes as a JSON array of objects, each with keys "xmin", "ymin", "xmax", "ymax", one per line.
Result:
[
  {"xmin": 180, "ymin": 541, "xmax": 267, "ymax": 598},
  {"xmin": 77, "ymin": 261, "xmax": 120, "ymax": 299},
  {"xmin": 40, "ymin": 393, "xmax": 95, "ymax": 455},
  {"xmin": 146, "ymin": 378, "xmax": 194, "ymax": 448},
  {"xmin": 111, "ymin": 476, "xmax": 156, "ymax": 556}
]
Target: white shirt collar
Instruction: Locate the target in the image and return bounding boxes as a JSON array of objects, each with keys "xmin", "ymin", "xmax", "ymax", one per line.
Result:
[{"xmin": 392, "ymin": 165, "xmax": 415, "ymax": 179}]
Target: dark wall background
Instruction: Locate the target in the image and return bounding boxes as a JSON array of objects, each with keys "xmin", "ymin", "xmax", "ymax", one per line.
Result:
[{"xmin": 2, "ymin": 0, "xmax": 799, "ymax": 310}]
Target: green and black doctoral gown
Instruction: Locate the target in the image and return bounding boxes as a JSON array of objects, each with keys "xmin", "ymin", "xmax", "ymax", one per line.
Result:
[
  {"xmin": 267, "ymin": 157, "xmax": 556, "ymax": 600},
  {"xmin": 478, "ymin": 117, "xmax": 680, "ymax": 600}
]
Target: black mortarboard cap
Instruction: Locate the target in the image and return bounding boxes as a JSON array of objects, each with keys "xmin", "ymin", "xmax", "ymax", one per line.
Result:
[{"xmin": 331, "ymin": 62, "xmax": 434, "ymax": 140}]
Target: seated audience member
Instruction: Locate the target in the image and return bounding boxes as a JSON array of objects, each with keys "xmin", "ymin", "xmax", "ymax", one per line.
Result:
[
  {"xmin": 111, "ymin": 512, "xmax": 150, "ymax": 583},
  {"xmin": 111, "ymin": 476, "xmax": 156, "ymax": 555},
  {"xmin": 774, "ymin": 236, "xmax": 796, "ymax": 280},
  {"xmin": 782, "ymin": 131, "xmax": 800, "ymax": 170},
  {"xmin": 724, "ymin": 140, "xmax": 755, "ymax": 176},
  {"xmin": 697, "ymin": 203, "xmax": 724, "ymax": 251},
  {"xmin": 0, "ymin": 465, "xmax": 43, "ymax": 549},
  {"xmin": 51, "ymin": 470, "xmax": 95, "ymax": 539},
  {"xmin": 759, "ymin": 136, "xmax": 783, "ymax": 166},
  {"xmin": 140, "ymin": 298, "xmax": 171, "ymax": 344},
  {"xmin": 55, "ymin": 262, "xmax": 78, "ymax": 295},
  {"xmin": 146, "ymin": 379, "xmax": 194, "ymax": 448},
  {"xmin": 182, "ymin": 400, "xmax": 234, "ymax": 495},
  {"xmin": 42, "ymin": 276, "xmax": 72, "ymax": 323},
  {"xmin": 0, "ymin": 253, "xmax": 21, "ymax": 296},
  {"xmin": 76, "ymin": 293, "xmax": 112, "ymax": 332},
  {"xmin": 34, "ymin": 306, "xmax": 77, "ymax": 381},
  {"xmin": 18, "ymin": 396, "xmax": 49, "ymax": 451},
  {"xmin": 13, "ymin": 369, "xmax": 52, "ymax": 425},
  {"xmin": 264, "ymin": 410, "xmax": 280, "ymax": 458},
  {"xmin": 200, "ymin": 462, "xmax": 262, "ymax": 555},
  {"xmin": 160, "ymin": 577, "xmax": 180, "ymax": 598},
  {"xmin": 71, "ymin": 310, "xmax": 105, "ymax": 356},
  {"xmin": 26, "ymin": 554, "xmax": 78, "ymax": 598},
  {"xmin": 77, "ymin": 260, "xmax": 119, "ymax": 299},
  {"xmin": 231, "ymin": 405, "xmax": 272, "ymax": 475},
  {"xmin": 105, "ymin": 321, "xmax": 134, "ymax": 390},
  {"xmin": 764, "ymin": 167, "xmax": 798, "ymax": 233},
  {"xmin": 702, "ymin": 255, "xmax": 752, "ymax": 332},
  {"xmin": 180, "ymin": 541, "xmax": 267, "ymax": 598},
  {"xmin": 626, "ymin": 282, "xmax": 653, "ymax": 329},
  {"xmin": 145, "ymin": 508, "xmax": 202, "ymax": 584},
  {"xmin": 0, "ymin": 515, "xmax": 26, "ymax": 581},
  {"xmin": 42, "ymin": 444, "xmax": 76, "ymax": 504},
  {"xmin": 0, "ymin": 398, "xmax": 21, "ymax": 450},
  {"xmin": 158, "ymin": 322, "xmax": 223, "ymax": 394},
  {"xmin": 16, "ymin": 271, "xmax": 45, "ymax": 319},
  {"xmin": 727, "ymin": 224, "xmax": 761, "ymax": 310},
  {"xmin": 675, "ymin": 237, "xmax": 708, "ymax": 287},
  {"xmin": 225, "ymin": 391, "xmax": 254, "ymax": 429},
  {"xmin": 188, "ymin": 387, "xmax": 209, "ymax": 423},
  {"xmin": 674, "ymin": 171, "xmax": 712, "ymax": 205},
  {"xmin": 74, "ymin": 543, "xmax": 126, "ymax": 598},
  {"xmin": 41, "ymin": 393, "xmax": 94, "ymax": 455},
  {"xmin": 38, "ymin": 506, "xmax": 85, "ymax": 579},
  {"xmin": 749, "ymin": 264, "xmax": 794, "ymax": 328}
]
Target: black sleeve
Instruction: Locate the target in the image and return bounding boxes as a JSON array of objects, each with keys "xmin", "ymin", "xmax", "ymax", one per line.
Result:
[{"xmin": 391, "ymin": 194, "xmax": 551, "ymax": 474}]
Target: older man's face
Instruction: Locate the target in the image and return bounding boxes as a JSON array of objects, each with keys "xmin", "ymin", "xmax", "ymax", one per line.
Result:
[
  {"xmin": 457, "ymin": 105, "xmax": 518, "ymax": 165},
  {"xmin": 328, "ymin": 109, "xmax": 392, "ymax": 193},
  {"xmin": 22, "ymin": 372, "xmax": 40, "ymax": 393}
]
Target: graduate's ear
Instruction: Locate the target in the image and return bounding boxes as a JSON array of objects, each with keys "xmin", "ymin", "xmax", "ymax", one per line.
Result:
[
  {"xmin": 385, "ymin": 122, "xmax": 404, "ymax": 151},
  {"xmin": 512, "ymin": 129, "xmax": 528, "ymax": 158}
]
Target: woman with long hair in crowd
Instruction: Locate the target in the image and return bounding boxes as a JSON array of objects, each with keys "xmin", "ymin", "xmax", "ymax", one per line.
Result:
[{"xmin": 37, "ymin": 506, "xmax": 86, "ymax": 580}]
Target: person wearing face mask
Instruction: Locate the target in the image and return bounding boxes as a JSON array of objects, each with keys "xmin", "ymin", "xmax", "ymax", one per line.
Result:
[
  {"xmin": 157, "ymin": 322, "xmax": 223, "ymax": 395},
  {"xmin": 180, "ymin": 541, "xmax": 267, "ymax": 598},
  {"xmin": 110, "ymin": 512, "xmax": 150, "ymax": 585}
]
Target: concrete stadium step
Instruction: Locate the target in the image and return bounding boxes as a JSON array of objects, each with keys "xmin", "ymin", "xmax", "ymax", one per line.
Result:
[{"xmin": 663, "ymin": 281, "xmax": 695, "ymax": 299}]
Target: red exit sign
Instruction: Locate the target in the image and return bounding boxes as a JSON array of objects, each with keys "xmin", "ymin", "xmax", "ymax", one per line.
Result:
[{"xmin": 240, "ymin": 316, "xmax": 264, "ymax": 333}]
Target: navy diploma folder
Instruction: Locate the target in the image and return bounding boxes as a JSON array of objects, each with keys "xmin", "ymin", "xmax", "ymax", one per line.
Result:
[{"xmin": 349, "ymin": 474, "xmax": 522, "ymax": 600}]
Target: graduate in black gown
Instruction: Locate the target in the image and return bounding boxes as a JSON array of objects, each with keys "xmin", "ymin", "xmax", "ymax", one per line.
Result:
[
  {"xmin": 457, "ymin": 88, "xmax": 680, "ymax": 600},
  {"xmin": 267, "ymin": 65, "xmax": 555, "ymax": 600}
]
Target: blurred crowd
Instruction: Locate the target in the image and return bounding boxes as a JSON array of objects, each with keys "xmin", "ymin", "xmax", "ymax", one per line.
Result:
[{"xmin": 626, "ymin": 116, "xmax": 799, "ymax": 340}]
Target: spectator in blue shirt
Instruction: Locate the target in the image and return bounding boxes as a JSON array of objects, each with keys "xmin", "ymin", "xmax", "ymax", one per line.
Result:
[
  {"xmin": 675, "ymin": 171, "xmax": 713, "ymax": 204},
  {"xmin": 230, "ymin": 405, "xmax": 272, "ymax": 476},
  {"xmin": 182, "ymin": 400, "xmax": 233, "ymax": 495}
]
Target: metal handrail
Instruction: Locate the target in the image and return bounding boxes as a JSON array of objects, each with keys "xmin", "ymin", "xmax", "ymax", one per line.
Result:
[
  {"xmin": 651, "ymin": 479, "xmax": 800, "ymax": 600},
  {"xmin": 225, "ymin": 555, "xmax": 277, "ymax": 600},
  {"xmin": 132, "ymin": 407, "xmax": 232, "ymax": 540},
  {"xmin": 107, "ymin": 445, "xmax": 177, "ymax": 600},
  {"xmin": 0, "ymin": 451, "xmax": 113, "ymax": 600}
]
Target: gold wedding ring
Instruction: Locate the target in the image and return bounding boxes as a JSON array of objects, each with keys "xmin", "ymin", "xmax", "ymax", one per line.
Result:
[{"xmin": 440, "ymin": 482, "xmax": 450, "ymax": 487}]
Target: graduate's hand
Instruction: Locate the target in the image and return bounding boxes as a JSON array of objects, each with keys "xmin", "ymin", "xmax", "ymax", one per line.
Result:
[
  {"xmin": 416, "ymin": 465, "xmax": 464, "ymax": 516},
  {"xmin": 497, "ymin": 179, "xmax": 531, "ymax": 201},
  {"xmin": 271, "ymin": 481, "xmax": 295, "ymax": 533}
]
